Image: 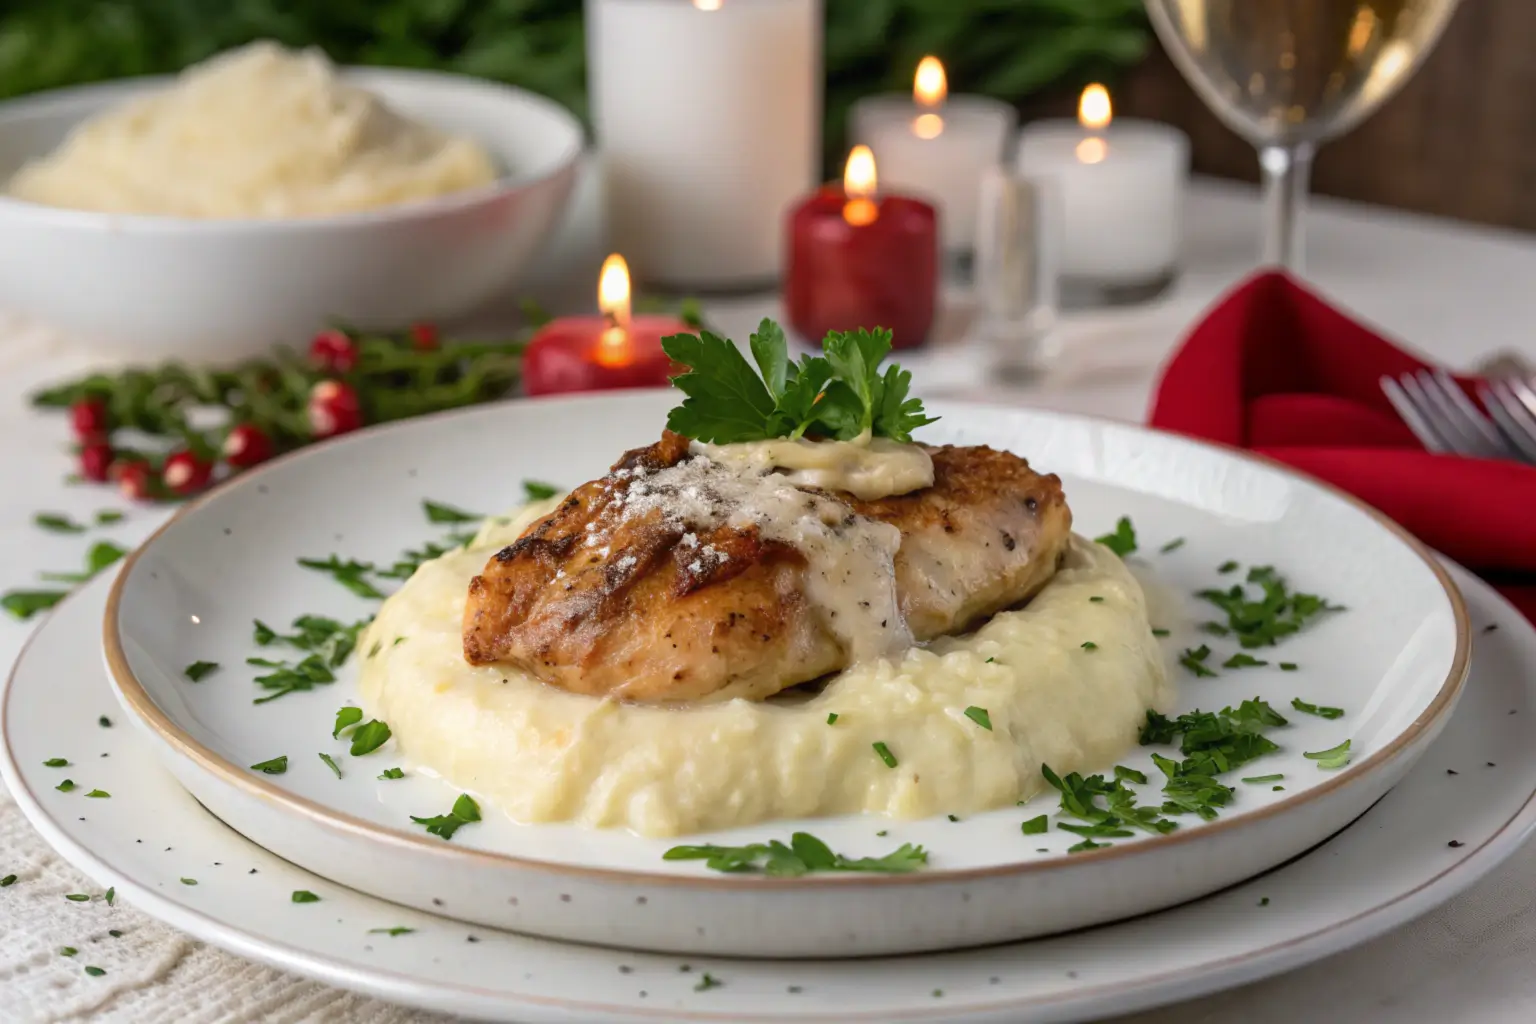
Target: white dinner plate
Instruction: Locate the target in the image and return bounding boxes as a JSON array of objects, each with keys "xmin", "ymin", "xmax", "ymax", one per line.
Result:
[
  {"xmin": 101, "ymin": 392, "xmax": 1468, "ymax": 956},
  {"xmin": 3, "ymin": 563, "xmax": 1528, "ymax": 1022}
]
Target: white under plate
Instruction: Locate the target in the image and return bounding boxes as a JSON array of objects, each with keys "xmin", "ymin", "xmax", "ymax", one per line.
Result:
[
  {"xmin": 2, "ymin": 563, "xmax": 1528, "ymax": 1022},
  {"xmin": 102, "ymin": 393, "xmax": 1468, "ymax": 956}
]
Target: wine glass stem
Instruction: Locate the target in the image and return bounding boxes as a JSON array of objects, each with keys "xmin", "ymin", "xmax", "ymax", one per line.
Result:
[{"xmin": 1259, "ymin": 143, "xmax": 1315, "ymax": 272}]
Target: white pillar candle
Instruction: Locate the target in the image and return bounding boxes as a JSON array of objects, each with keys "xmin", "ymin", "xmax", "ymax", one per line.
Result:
[
  {"xmin": 1014, "ymin": 85, "xmax": 1189, "ymax": 286},
  {"xmin": 849, "ymin": 57, "xmax": 1015, "ymax": 254},
  {"xmin": 586, "ymin": 0, "xmax": 821, "ymax": 290}
]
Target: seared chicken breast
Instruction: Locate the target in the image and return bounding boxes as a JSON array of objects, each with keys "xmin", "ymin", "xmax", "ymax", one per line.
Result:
[{"xmin": 463, "ymin": 431, "xmax": 1071, "ymax": 703}]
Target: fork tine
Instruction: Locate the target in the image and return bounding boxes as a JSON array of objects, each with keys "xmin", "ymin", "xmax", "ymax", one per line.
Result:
[
  {"xmin": 1426, "ymin": 369, "xmax": 1515, "ymax": 457},
  {"xmin": 1481, "ymin": 381, "xmax": 1536, "ymax": 462},
  {"xmin": 1381, "ymin": 376, "xmax": 1455, "ymax": 453},
  {"xmin": 1407, "ymin": 371, "xmax": 1499, "ymax": 457}
]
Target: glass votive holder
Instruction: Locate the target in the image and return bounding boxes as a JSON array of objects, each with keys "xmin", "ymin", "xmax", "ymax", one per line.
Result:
[{"xmin": 973, "ymin": 167, "xmax": 1061, "ymax": 381}]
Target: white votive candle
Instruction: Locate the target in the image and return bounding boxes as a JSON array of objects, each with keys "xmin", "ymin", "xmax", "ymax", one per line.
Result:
[
  {"xmin": 1014, "ymin": 84, "xmax": 1188, "ymax": 287},
  {"xmin": 850, "ymin": 57, "xmax": 1015, "ymax": 254},
  {"xmin": 586, "ymin": 0, "xmax": 821, "ymax": 290}
]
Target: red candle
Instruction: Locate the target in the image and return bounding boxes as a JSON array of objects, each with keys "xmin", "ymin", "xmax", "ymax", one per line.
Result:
[
  {"xmin": 785, "ymin": 146, "xmax": 939, "ymax": 351},
  {"xmin": 522, "ymin": 254, "xmax": 691, "ymax": 396}
]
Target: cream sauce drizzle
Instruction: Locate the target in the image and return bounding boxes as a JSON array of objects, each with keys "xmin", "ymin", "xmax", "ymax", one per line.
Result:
[{"xmin": 692, "ymin": 433, "xmax": 933, "ymax": 501}]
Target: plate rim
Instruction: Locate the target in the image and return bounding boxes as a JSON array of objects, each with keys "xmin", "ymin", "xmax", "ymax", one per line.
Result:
[
  {"xmin": 0, "ymin": 562, "xmax": 1523, "ymax": 1023},
  {"xmin": 99, "ymin": 392, "xmax": 1474, "ymax": 890}
]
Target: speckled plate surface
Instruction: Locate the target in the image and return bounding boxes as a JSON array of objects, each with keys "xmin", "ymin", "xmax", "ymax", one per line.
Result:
[
  {"xmin": 3, "ymin": 562, "xmax": 1530, "ymax": 1022},
  {"xmin": 100, "ymin": 393, "xmax": 1467, "ymax": 956}
]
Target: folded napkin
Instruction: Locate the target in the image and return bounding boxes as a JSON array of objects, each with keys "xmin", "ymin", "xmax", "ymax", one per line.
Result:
[{"xmin": 1149, "ymin": 270, "xmax": 1536, "ymax": 622}]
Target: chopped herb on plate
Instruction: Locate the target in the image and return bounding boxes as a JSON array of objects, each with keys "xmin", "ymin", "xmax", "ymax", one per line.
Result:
[
  {"xmin": 56, "ymin": 779, "xmax": 75, "ymax": 792},
  {"xmin": 184, "ymin": 660, "xmax": 219, "ymax": 681},
  {"xmin": 84, "ymin": 966, "xmax": 105, "ymax": 977},
  {"xmin": 1020, "ymin": 815, "xmax": 1048, "ymax": 835},
  {"xmin": 33, "ymin": 512, "xmax": 86, "ymax": 533},
  {"xmin": 663, "ymin": 831, "xmax": 926, "ymax": 876},
  {"xmin": 249, "ymin": 756, "xmax": 288, "ymax": 774},
  {"xmin": 1242, "ymin": 774, "xmax": 1284, "ymax": 784},
  {"xmin": 348, "ymin": 720, "xmax": 392, "ymax": 756},
  {"xmin": 318, "ymin": 753, "xmax": 342, "ymax": 779},
  {"xmin": 42, "ymin": 758, "xmax": 68, "ymax": 768},
  {"xmin": 411, "ymin": 794, "xmax": 481, "ymax": 841},
  {"xmin": 85, "ymin": 789, "xmax": 109, "ymax": 798},
  {"xmin": 291, "ymin": 890, "xmax": 321, "ymax": 903},
  {"xmin": 522, "ymin": 480, "xmax": 560, "ymax": 501},
  {"xmin": 1160, "ymin": 537, "xmax": 1185, "ymax": 553},
  {"xmin": 1094, "ymin": 517, "xmax": 1137, "ymax": 557},
  {"xmin": 1305, "ymin": 740, "xmax": 1352, "ymax": 769},
  {"xmin": 694, "ymin": 972, "xmax": 723, "ymax": 992},
  {"xmin": 1080, "ymin": 641, "xmax": 1099, "ymax": 651},
  {"xmin": 369, "ymin": 927, "xmax": 415, "ymax": 936},
  {"xmin": 963, "ymin": 706, "xmax": 992, "ymax": 730},
  {"xmin": 826, "ymin": 712, "xmax": 839, "ymax": 725},
  {"xmin": 423, "ymin": 500, "xmax": 482, "ymax": 524},
  {"xmin": 378, "ymin": 767, "xmax": 405, "ymax": 780},
  {"xmin": 333, "ymin": 706, "xmax": 363, "ymax": 738},
  {"xmin": 872, "ymin": 741, "xmax": 898, "ymax": 768},
  {"xmin": 1291, "ymin": 698, "xmax": 1344, "ymax": 719},
  {"xmin": 1222, "ymin": 653, "xmax": 1267, "ymax": 669},
  {"xmin": 297, "ymin": 556, "xmax": 384, "ymax": 599}
]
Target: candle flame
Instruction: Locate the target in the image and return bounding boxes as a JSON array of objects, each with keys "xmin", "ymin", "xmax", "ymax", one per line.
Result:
[
  {"xmin": 596, "ymin": 253, "xmax": 632, "ymax": 366},
  {"xmin": 914, "ymin": 56, "xmax": 947, "ymax": 109},
  {"xmin": 692, "ymin": 0, "xmax": 722, "ymax": 9},
  {"xmin": 842, "ymin": 145, "xmax": 879, "ymax": 226},
  {"xmin": 1078, "ymin": 84, "xmax": 1112, "ymax": 130}
]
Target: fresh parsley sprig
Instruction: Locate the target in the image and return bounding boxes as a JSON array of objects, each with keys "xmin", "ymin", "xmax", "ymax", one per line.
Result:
[
  {"xmin": 662, "ymin": 320, "xmax": 936, "ymax": 445},
  {"xmin": 663, "ymin": 831, "xmax": 927, "ymax": 876}
]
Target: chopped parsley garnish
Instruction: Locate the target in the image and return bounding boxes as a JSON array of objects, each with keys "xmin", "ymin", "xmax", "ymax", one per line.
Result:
[
  {"xmin": 1039, "ymin": 764, "xmax": 1178, "ymax": 843},
  {"xmin": 333, "ymin": 706, "xmax": 363, "ymax": 738},
  {"xmin": 1152, "ymin": 628, "xmax": 1171, "ymax": 637},
  {"xmin": 963, "ymin": 706, "xmax": 993, "ymax": 730},
  {"xmin": 34, "ymin": 512, "xmax": 86, "ymax": 533},
  {"xmin": 95, "ymin": 510, "xmax": 125, "ymax": 525},
  {"xmin": 0, "ymin": 875, "xmax": 15, "ymax": 886},
  {"xmin": 1094, "ymin": 517, "xmax": 1137, "ymax": 557},
  {"xmin": 247, "ymin": 616, "xmax": 369, "ymax": 703},
  {"xmin": 1222, "ymin": 653, "xmax": 1267, "ymax": 669},
  {"xmin": 60, "ymin": 946, "xmax": 77, "ymax": 956},
  {"xmin": 1201, "ymin": 622, "xmax": 1231, "ymax": 636},
  {"xmin": 872, "ymin": 741, "xmax": 898, "ymax": 768},
  {"xmin": 1280, "ymin": 662, "xmax": 1298, "ymax": 671},
  {"xmin": 291, "ymin": 890, "xmax": 321, "ymax": 903},
  {"xmin": 522, "ymin": 480, "xmax": 560, "ymax": 501},
  {"xmin": 183, "ymin": 660, "xmax": 219, "ymax": 681},
  {"xmin": 99, "ymin": 716, "xmax": 111, "ymax": 728},
  {"xmin": 369, "ymin": 927, "xmax": 415, "ymax": 936},
  {"xmin": 368, "ymin": 641, "xmax": 381, "ymax": 657},
  {"xmin": 249, "ymin": 756, "xmax": 288, "ymax": 774},
  {"xmin": 694, "ymin": 973, "xmax": 723, "ymax": 992},
  {"xmin": 1, "ymin": 590, "xmax": 67, "ymax": 620},
  {"xmin": 56, "ymin": 779, "xmax": 75, "ymax": 792},
  {"xmin": 826, "ymin": 712, "xmax": 839, "ymax": 725},
  {"xmin": 1058, "ymin": 821, "xmax": 1134, "ymax": 838},
  {"xmin": 43, "ymin": 758, "xmax": 68, "ymax": 767},
  {"xmin": 1291, "ymin": 698, "xmax": 1344, "ymax": 719},
  {"xmin": 65, "ymin": 893, "xmax": 91, "ymax": 902},
  {"xmin": 1021, "ymin": 815, "xmax": 1048, "ymax": 835},
  {"xmin": 180, "ymin": 877, "xmax": 197, "ymax": 886},
  {"xmin": 663, "ymin": 831, "xmax": 927, "ymax": 876},
  {"xmin": 1242, "ymin": 774, "xmax": 1284, "ymax": 784},
  {"xmin": 84, "ymin": 966, "xmax": 106, "ymax": 977},
  {"xmin": 1080, "ymin": 641, "xmax": 1098, "ymax": 651},
  {"xmin": 348, "ymin": 720, "xmax": 392, "ymax": 756},
  {"xmin": 318, "ymin": 753, "xmax": 342, "ymax": 779},
  {"xmin": 378, "ymin": 767, "xmax": 405, "ymax": 780},
  {"xmin": 1196, "ymin": 565, "xmax": 1343, "ymax": 649},
  {"xmin": 1068, "ymin": 839, "xmax": 1108, "ymax": 853},
  {"xmin": 1114, "ymin": 765, "xmax": 1147, "ymax": 785},
  {"xmin": 1136, "ymin": 700, "xmax": 1290, "ymax": 820},
  {"xmin": 297, "ymin": 556, "xmax": 385, "ymax": 599},
  {"xmin": 423, "ymin": 500, "xmax": 482, "ymax": 524},
  {"xmin": 1160, "ymin": 537, "xmax": 1185, "ymax": 553},
  {"xmin": 946, "ymin": 814, "xmax": 960, "ymax": 822},
  {"xmin": 105, "ymin": 887, "xmax": 114, "ymax": 905},
  {"xmin": 37, "ymin": 540, "xmax": 127, "ymax": 584},
  {"xmin": 1180, "ymin": 645, "xmax": 1218, "ymax": 678},
  {"xmin": 376, "ymin": 538, "xmax": 465, "ymax": 580},
  {"xmin": 663, "ymin": 320, "xmax": 935, "ymax": 444},
  {"xmin": 1305, "ymin": 739, "xmax": 1352, "ymax": 769},
  {"xmin": 1218, "ymin": 560, "xmax": 1239, "ymax": 573},
  {"xmin": 411, "ymin": 794, "xmax": 481, "ymax": 841},
  {"xmin": 1089, "ymin": 596, "xmax": 1105, "ymax": 603},
  {"xmin": 85, "ymin": 789, "xmax": 109, "ymax": 798}
]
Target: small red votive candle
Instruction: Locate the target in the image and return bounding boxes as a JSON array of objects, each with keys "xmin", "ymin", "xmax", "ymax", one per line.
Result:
[
  {"xmin": 522, "ymin": 254, "xmax": 691, "ymax": 396},
  {"xmin": 785, "ymin": 145, "xmax": 939, "ymax": 350}
]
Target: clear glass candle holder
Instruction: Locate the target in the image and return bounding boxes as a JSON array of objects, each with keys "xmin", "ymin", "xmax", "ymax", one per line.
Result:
[{"xmin": 972, "ymin": 167, "xmax": 1061, "ymax": 381}]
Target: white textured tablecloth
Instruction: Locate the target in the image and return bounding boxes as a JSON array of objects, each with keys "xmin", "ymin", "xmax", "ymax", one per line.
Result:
[{"xmin": 3, "ymin": 177, "xmax": 1536, "ymax": 1022}]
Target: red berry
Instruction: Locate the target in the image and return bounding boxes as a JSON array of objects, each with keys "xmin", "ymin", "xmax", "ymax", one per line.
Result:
[
  {"xmin": 223, "ymin": 423, "xmax": 274, "ymax": 468},
  {"xmin": 308, "ymin": 380, "xmax": 363, "ymax": 438},
  {"xmin": 70, "ymin": 398, "xmax": 110, "ymax": 439},
  {"xmin": 410, "ymin": 322, "xmax": 439, "ymax": 351},
  {"xmin": 79, "ymin": 442, "xmax": 114, "ymax": 482},
  {"xmin": 117, "ymin": 461, "xmax": 154, "ymax": 502},
  {"xmin": 162, "ymin": 450, "xmax": 213, "ymax": 496},
  {"xmin": 308, "ymin": 329, "xmax": 358, "ymax": 373}
]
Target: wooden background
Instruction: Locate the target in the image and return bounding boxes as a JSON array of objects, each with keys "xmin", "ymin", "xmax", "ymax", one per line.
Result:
[{"xmin": 1021, "ymin": 0, "xmax": 1536, "ymax": 233}]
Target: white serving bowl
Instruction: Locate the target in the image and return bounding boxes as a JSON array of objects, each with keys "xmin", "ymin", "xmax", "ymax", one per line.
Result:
[{"xmin": 0, "ymin": 68, "xmax": 583, "ymax": 359}]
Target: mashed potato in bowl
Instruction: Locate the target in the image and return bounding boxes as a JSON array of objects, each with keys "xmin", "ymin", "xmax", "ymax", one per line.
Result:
[
  {"xmin": 359, "ymin": 497, "xmax": 1172, "ymax": 838},
  {"xmin": 6, "ymin": 41, "xmax": 498, "ymax": 218}
]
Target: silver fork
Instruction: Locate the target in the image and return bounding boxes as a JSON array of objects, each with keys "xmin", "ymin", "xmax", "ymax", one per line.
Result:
[
  {"xmin": 1477, "ymin": 377, "xmax": 1536, "ymax": 462},
  {"xmin": 1380, "ymin": 369, "xmax": 1531, "ymax": 462}
]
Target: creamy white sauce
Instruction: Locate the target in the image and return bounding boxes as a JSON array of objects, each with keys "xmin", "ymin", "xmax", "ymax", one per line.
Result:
[
  {"xmin": 608, "ymin": 453, "xmax": 909, "ymax": 661},
  {"xmin": 693, "ymin": 434, "xmax": 934, "ymax": 501}
]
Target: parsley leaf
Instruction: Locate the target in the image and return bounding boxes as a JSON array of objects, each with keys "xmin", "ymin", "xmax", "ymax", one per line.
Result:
[
  {"xmin": 249, "ymin": 756, "xmax": 288, "ymax": 774},
  {"xmin": 369, "ymin": 927, "xmax": 415, "ymax": 936},
  {"xmin": 318, "ymin": 753, "xmax": 342, "ymax": 779},
  {"xmin": 1305, "ymin": 739, "xmax": 1352, "ymax": 769},
  {"xmin": 411, "ymin": 794, "xmax": 481, "ymax": 840},
  {"xmin": 348, "ymin": 720, "xmax": 392, "ymax": 756},
  {"xmin": 423, "ymin": 500, "xmax": 481, "ymax": 524},
  {"xmin": 1021, "ymin": 815, "xmax": 1048, "ymax": 835},
  {"xmin": 663, "ymin": 329, "xmax": 777, "ymax": 443},
  {"xmin": 333, "ymin": 706, "xmax": 363, "ymax": 738},
  {"xmin": 522, "ymin": 480, "xmax": 559, "ymax": 502},
  {"xmin": 663, "ymin": 832, "xmax": 926, "ymax": 875},
  {"xmin": 1, "ymin": 590, "xmax": 67, "ymax": 620},
  {"xmin": 297, "ymin": 556, "xmax": 384, "ymax": 599},
  {"xmin": 42, "ymin": 758, "xmax": 68, "ymax": 768},
  {"xmin": 34, "ymin": 512, "xmax": 86, "ymax": 533},
  {"xmin": 184, "ymin": 661, "xmax": 219, "ymax": 681},
  {"xmin": 963, "ymin": 706, "xmax": 992, "ymax": 730},
  {"xmin": 378, "ymin": 767, "xmax": 405, "ymax": 780},
  {"xmin": 1094, "ymin": 517, "xmax": 1137, "ymax": 557},
  {"xmin": 1195, "ymin": 564, "xmax": 1344, "ymax": 649},
  {"xmin": 292, "ymin": 890, "xmax": 321, "ymax": 903},
  {"xmin": 1291, "ymin": 698, "xmax": 1345, "ymax": 720},
  {"xmin": 872, "ymin": 741, "xmax": 898, "ymax": 768}
]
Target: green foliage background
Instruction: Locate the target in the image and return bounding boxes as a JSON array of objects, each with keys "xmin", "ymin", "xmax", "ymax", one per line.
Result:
[{"xmin": 0, "ymin": 0, "xmax": 1148, "ymax": 167}]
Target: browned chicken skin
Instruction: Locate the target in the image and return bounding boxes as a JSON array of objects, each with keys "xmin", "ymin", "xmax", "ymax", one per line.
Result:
[{"xmin": 463, "ymin": 431, "xmax": 1071, "ymax": 703}]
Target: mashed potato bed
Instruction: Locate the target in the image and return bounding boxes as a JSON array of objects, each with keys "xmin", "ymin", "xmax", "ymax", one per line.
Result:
[{"xmin": 358, "ymin": 501, "xmax": 1172, "ymax": 838}]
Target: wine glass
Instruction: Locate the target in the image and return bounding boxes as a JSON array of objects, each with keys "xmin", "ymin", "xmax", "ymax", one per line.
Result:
[{"xmin": 1143, "ymin": 0, "xmax": 1461, "ymax": 271}]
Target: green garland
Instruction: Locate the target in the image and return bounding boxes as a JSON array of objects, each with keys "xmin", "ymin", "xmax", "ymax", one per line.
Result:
[{"xmin": 0, "ymin": 0, "xmax": 1147, "ymax": 172}]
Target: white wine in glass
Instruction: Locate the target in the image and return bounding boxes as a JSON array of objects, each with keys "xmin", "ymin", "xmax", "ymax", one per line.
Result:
[{"xmin": 1144, "ymin": 0, "xmax": 1461, "ymax": 270}]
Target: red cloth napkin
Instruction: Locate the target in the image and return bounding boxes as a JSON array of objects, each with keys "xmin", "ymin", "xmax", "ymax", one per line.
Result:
[{"xmin": 1148, "ymin": 270, "xmax": 1536, "ymax": 622}]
